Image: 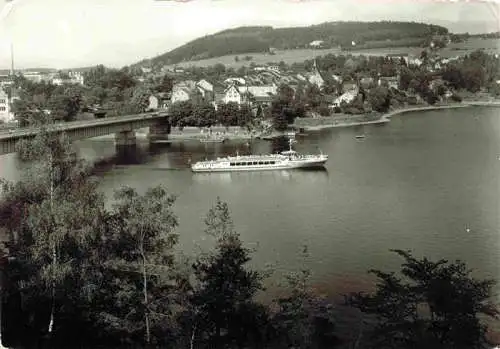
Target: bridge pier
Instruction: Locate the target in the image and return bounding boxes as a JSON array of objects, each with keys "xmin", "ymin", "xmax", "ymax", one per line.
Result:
[
  {"xmin": 115, "ymin": 130, "xmax": 137, "ymax": 146},
  {"xmin": 148, "ymin": 120, "xmax": 171, "ymax": 142},
  {"xmin": 115, "ymin": 130, "xmax": 138, "ymax": 163}
]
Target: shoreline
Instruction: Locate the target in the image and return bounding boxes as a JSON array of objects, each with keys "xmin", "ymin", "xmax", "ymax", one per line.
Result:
[
  {"xmin": 88, "ymin": 100, "xmax": 500, "ymax": 142},
  {"xmin": 295, "ymin": 100, "xmax": 500, "ymax": 132}
]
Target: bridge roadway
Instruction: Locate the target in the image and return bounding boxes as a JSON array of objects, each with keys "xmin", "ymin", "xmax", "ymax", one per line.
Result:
[{"xmin": 0, "ymin": 111, "xmax": 170, "ymax": 155}]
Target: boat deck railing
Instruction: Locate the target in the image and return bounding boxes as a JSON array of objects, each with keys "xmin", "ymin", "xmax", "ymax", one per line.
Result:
[{"xmin": 194, "ymin": 153, "xmax": 327, "ymax": 165}]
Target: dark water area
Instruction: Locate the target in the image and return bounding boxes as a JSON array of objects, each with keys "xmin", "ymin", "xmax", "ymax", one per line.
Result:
[{"xmin": 1, "ymin": 106, "xmax": 499, "ymax": 305}]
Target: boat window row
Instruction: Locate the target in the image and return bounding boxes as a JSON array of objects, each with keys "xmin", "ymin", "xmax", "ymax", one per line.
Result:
[{"xmin": 230, "ymin": 161, "xmax": 276, "ymax": 166}]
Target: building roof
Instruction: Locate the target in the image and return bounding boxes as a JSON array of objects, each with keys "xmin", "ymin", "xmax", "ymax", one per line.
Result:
[
  {"xmin": 238, "ymin": 85, "xmax": 277, "ymax": 97},
  {"xmin": 196, "ymin": 79, "xmax": 214, "ymax": 91},
  {"xmin": 379, "ymin": 76, "xmax": 398, "ymax": 81}
]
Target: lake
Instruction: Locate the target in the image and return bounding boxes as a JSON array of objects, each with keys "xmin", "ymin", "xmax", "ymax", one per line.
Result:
[{"xmin": 1, "ymin": 106, "xmax": 499, "ymax": 301}]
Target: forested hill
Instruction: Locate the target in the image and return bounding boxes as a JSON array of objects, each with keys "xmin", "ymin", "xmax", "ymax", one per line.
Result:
[{"xmin": 137, "ymin": 21, "xmax": 448, "ymax": 67}]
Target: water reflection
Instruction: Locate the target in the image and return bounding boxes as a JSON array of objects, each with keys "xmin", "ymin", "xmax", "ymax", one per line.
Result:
[
  {"xmin": 191, "ymin": 167, "xmax": 329, "ymax": 185},
  {"xmin": 271, "ymin": 136, "xmax": 290, "ymax": 153}
]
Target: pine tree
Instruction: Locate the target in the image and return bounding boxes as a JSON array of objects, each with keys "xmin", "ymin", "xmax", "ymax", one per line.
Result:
[{"xmin": 189, "ymin": 197, "xmax": 269, "ymax": 349}]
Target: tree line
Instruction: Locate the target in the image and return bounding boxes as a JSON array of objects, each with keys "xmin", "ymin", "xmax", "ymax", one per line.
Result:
[
  {"xmin": 0, "ymin": 117, "xmax": 497, "ymax": 349},
  {"xmin": 143, "ymin": 21, "xmax": 448, "ymax": 67}
]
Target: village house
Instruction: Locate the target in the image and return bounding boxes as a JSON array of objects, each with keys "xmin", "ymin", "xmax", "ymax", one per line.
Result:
[
  {"xmin": 253, "ymin": 65, "xmax": 280, "ymax": 73},
  {"xmin": 196, "ymin": 79, "xmax": 213, "ymax": 94},
  {"xmin": 52, "ymin": 71, "xmax": 85, "ymax": 86},
  {"xmin": 267, "ymin": 65, "xmax": 280, "ymax": 73},
  {"xmin": 170, "ymin": 80, "xmax": 198, "ymax": 104},
  {"xmin": 147, "ymin": 95, "xmax": 159, "ymax": 111},
  {"xmin": 171, "ymin": 87, "xmax": 191, "ymax": 104},
  {"xmin": 146, "ymin": 92, "xmax": 171, "ymax": 111},
  {"xmin": 309, "ymin": 40, "xmax": 324, "ymax": 49},
  {"xmin": 0, "ymin": 75, "xmax": 13, "ymax": 88},
  {"xmin": 222, "ymin": 84, "xmax": 277, "ymax": 106},
  {"xmin": 223, "ymin": 84, "xmax": 244, "ymax": 104},
  {"xmin": 308, "ymin": 72, "xmax": 324, "ymax": 89},
  {"xmin": 331, "ymin": 89, "xmax": 359, "ymax": 109},
  {"xmin": 405, "ymin": 56, "xmax": 423, "ymax": 67},
  {"xmin": 0, "ymin": 89, "xmax": 14, "ymax": 122},
  {"xmin": 22, "ymin": 71, "xmax": 45, "ymax": 83},
  {"xmin": 242, "ymin": 85, "xmax": 277, "ymax": 106}
]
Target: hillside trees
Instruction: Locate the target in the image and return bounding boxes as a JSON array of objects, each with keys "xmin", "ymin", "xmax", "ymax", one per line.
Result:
[{"xmin": 147, "ymin": 22, "xmax": 448, "ymax": 65}]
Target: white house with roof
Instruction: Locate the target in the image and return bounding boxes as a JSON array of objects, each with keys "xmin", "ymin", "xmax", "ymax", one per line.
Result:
[
  {"xmin": 170, "ymin": 80, "xmax": 198, "ymax": 103},
  {"xmin": 197, "ymin": 79, "xmax": 213, "ymax": 92},
  {"xmin": 308, "ymin": 72, "xmax": 324, "ymax": 88},
  {"xmin": 223, "ymin": 84, "xmax": 277, "ymax": 105},
  {"xmin": 196, "ymin": 79, "xmax": 214, "ymax": 99},
  {"xmin": 309, "ymin": 40, "xmax": 324, "ymax": 48},
  {"xmin": 241, "ymin": 85, "xmax": 277, "ymax": 105},
  {"xmin": 223, "ymin": 85, "xmax": 244, "ymax": 104},
  {"xmin": 0, "ymin": 89, "xmax": 14, "ymax": 122},
  {"xmin": 52, "ymin": 71, "xmax": 85, "ymax": 86},
  {"xmin": 23, "ymin": 71, "xmax": 44, "ymax": 83},
  {"xmin": 405, "ymin": 56, "xmax": 423, "ymax": 67},
  {"xmin": 171, "ymin": 88, "xmax": 191, "ymax": 104},
  {"xmin": 331, "ymin": 89, "xmax": 359, "ymax": 108}
]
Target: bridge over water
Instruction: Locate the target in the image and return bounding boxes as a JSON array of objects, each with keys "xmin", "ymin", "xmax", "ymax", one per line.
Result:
[{"xmin": 0, "ymin": 112, "xmax": 171, "ymax": 155}]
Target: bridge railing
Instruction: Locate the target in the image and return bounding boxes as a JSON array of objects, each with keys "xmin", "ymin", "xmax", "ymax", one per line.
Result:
[{"xmin": 0, "ymin": 111, "xmax": 170, "ymax": 140}]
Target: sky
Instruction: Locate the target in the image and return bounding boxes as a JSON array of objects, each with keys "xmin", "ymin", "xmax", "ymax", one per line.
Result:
[{"xmin": 0, "ymin": 0, "xmax": 499, "ymax": 70}]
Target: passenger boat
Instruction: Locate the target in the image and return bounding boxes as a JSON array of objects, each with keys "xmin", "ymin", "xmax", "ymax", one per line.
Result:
[{"xmin": 191, "ymin": 139, "xmax": 328, "ymax": 173}]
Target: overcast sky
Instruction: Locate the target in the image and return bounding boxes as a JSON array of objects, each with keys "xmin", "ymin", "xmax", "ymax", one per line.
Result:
[{"xmin": 0, "ymin": 0, "xmax": 498, "ymax": 70}]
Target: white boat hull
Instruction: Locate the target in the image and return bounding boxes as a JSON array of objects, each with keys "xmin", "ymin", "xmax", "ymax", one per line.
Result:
[{"xmin": 191, "ymin": 157, "xmax": 328, "ymax": 173}]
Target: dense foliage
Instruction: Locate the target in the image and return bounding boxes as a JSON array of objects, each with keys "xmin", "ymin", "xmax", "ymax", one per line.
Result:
[{"xmin": 350, "ymin": 250, "xmax": 498, "ymax": 349}]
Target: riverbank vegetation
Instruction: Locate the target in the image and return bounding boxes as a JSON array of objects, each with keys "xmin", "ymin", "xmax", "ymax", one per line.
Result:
[{"xmin": 0, "ymin": 121, "xmax": 498, "ymax": 349}]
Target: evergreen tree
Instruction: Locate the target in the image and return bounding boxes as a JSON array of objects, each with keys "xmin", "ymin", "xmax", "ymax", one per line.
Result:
[{"xmin": 188, "ymin": 198, "xmax": 269, "ymax": 349}]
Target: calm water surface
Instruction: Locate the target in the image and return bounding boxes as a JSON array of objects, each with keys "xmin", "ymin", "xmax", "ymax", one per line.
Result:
[{"xmin": 1, "ymin": 106, "xmax": 499, "ymax": 299}]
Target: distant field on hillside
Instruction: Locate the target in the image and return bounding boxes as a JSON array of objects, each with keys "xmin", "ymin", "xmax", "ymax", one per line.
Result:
[{"xmin": 164, "ymin": 38, "xmax": 500, "ymax": 70}]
